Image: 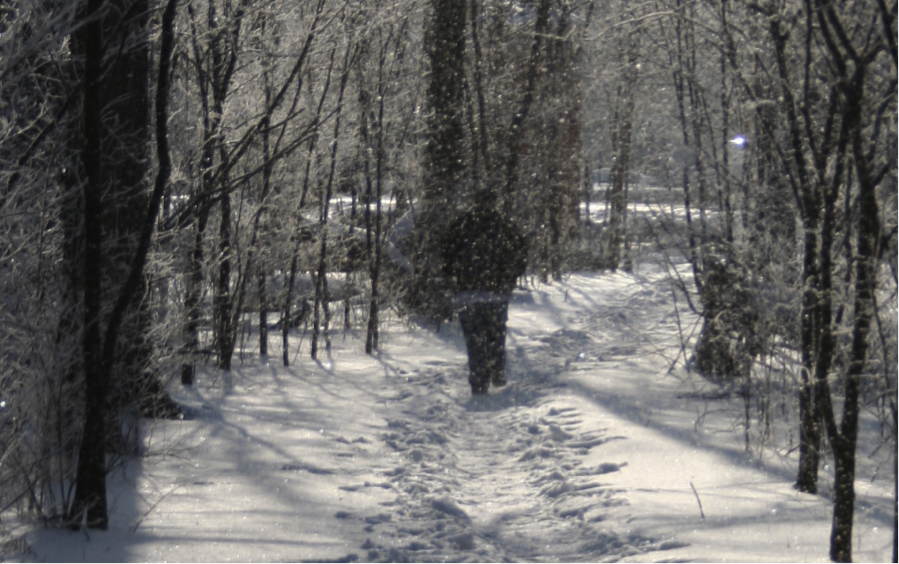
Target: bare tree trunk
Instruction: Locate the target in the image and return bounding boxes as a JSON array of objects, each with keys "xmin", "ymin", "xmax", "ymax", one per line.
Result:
[
  {"xmin": 411, "ymin": 0, "xmax": 467, "ymax": 320},
  {"xmin": 258, "ymin": 44, "xmax": 274, "ymax": 357},
  {"xmin": 872, "ymin": 0, "xmax": 899, "ymax": 525},
  {"xmin": 71, "ymin": 0, "xmax": 108, "ymax": 527},
  {"xmin": 282, "ymin": 253, "xmax": 298, "ymax": 367},
  {"xmin": 365, "ymin": 86, "xmax": 386, "ymax": 354},
  {"xmin": 358, "ymin": 18, "xmax": 401, "ymax": 355},
  {"xmin": 768, "ymin": 10, "xmax": 825, "ymax": 494},
  {"xmin": 181, "ymin": 0, "xmax": 244, "ymax": 380},
  {"xmin": 469, "ymin": 0, "xmax": 491, "ymax": 190},
  {"xmin": 181, "ymin": 211, "xmax": 208, "ymax": 385},
  {"xmin": 312, "ymin": 42, "xmax": 352, "ymax": 359},
  {"xmin": 669, "ymin": 0, "xmax": 703, "ymax": 298},
  {"xmin": 893, "ymin": 425, "xmax": 898, "ymax": 563},
  {"xmin": 828, "ymin": 59, "xmax": 880, "ymax": 563},
  {"xmin": 502, "ymin": 0, "xmax": 550, "ymax": 207},
  {"xmin": 214, "ymin": 189, "xmax": 233, "ymax": 370},
  {"xmin": 71, "ymin": 0, "xmax": 178, "ymax": 528},
  {"xmin": 281, "ymin": 38, "xmax": 335, "ymax": 366},
  {"xmin": 259, "ymin": 272, "xmax": 268, "ymax": 355},
  {"xmin": 606, "ymin": 56, "xmax": 636, "ymax": 271},
  {"xmin": 283, "ymin": 151, "xmax": 315, "ymax": 367}
]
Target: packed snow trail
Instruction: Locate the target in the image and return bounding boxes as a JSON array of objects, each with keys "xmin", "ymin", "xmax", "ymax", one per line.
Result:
[
  {"xmin": 14, "ymin": 265, "xmax": 894, "ymax": 562},
  {"xmin": 348, "ymin": 360, "xmax": 666, "ymax": 562}
]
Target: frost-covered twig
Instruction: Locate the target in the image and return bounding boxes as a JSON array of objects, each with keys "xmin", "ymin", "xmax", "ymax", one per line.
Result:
[
  {"xmin": 128, "ymin": 484, "xmax": 187, "ymax": 534},
  {"xmin": 689, "ymin": 481, "xmax": 705, "ymax": 521}
]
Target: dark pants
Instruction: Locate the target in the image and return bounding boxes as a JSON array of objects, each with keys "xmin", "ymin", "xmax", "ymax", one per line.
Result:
[{"xmin": 458, "ymin": 299, "xmax": 509, "ymax": 393}]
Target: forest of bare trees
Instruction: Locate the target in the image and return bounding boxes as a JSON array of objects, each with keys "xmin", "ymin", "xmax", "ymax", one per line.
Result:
[{"xmin": 0, "ymin": 0, "xmax": 895, "ymax": 561}]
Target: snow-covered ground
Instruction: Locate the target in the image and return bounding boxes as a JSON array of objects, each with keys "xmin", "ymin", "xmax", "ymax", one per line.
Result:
[{"xmin": 7, "ymin": 263, "xmax": 895, "ymax": 562}]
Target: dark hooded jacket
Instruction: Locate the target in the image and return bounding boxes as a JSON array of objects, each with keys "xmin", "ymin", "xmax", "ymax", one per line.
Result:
[{"xmin": 441, "ymin": 208, "xmax": 527, "ymax": 294}]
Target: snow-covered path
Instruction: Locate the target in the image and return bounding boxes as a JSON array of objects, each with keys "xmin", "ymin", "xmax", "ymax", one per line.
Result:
[
  {"xmin": 352, "ymin": 359, "xmax": 644, "ymax": 562},
  {"xmin": 17, "ymin": 266, "xmax": 895, "ymax": 562}
]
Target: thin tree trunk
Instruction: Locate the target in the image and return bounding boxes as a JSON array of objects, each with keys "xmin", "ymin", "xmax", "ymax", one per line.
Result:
[
  {"xmin": 366, "ymin": 83, "xmax": 386, "ymax": 354},
  {"xmin": 893, "ymin": 427, "xmax": 898, "ymax": 564},
  {"xmin": 208, "ymin": 0, "xmax": 254, "ymax": 372},
  {"xmin": 718, "ymin": 0, "xmax": 734, "ymax": 245},
  {"xmin": 283, "ymin": 161, "xmax": 313, "ymax": 367},
  {"xmin": 258, "ymin": 46, "xmax": 274, "ymax": 357},
  {"xmin": 669, "ymin": 0, "xmax": 703, "ymax": 297},
  {"xmin": 182, "ymin": 0, "xmax": 236, "ymax": 381},
  {"xmin": 877, "ymin": 4, "xmax": 899, "ymax": 564},
  {"xmin": 607, "ymin": 55, "xmax": 636, "ymax": 271},
  {"xmin": 281, "ymin": 255, "xmax": 300, "ymax": 366},
  {"xmin": 768, "ymin": 13, "xmax": 824, "ymax": 493},
  {"xmin": 215, "ymin": 190, "xmax": 233, "ymax": 370},
  {"xmin": 181, "ymin": 211, "xmax": 208, "ymax": 385},
  {"xmin": 282, "ymin": 43, "xmax": 335, "ymax": 366},
  {"xmin": 282, "ymin": 146, "xmax": 315, "ymax": 367},
  {"xmin": 829, "ymin": 63, "xmax": 879, "ymax": 563},
  {"xmin": 312, "ymin": 42, "xmax": 352, "ymax": 359},
  {"xmin": 361, "ymin": 94, "xmax": 376, "ymax": 352},
  {"xmin": 259, "ymin": 271, "xmax": 268, "ymax": 356},
  {"xmin": 469, "ymin": 0, "xmax": 491, "ymax": 187}
]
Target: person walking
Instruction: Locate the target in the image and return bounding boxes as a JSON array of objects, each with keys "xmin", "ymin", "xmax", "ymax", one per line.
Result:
[{"xmin": 441, "ymin": 191, "xmax": 527, "ymax": 394}]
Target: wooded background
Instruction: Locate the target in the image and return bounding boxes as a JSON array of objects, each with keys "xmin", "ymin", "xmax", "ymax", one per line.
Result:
[{"xmin": 0, "ymin": 0, "xmax": 894, "ymax": 560}]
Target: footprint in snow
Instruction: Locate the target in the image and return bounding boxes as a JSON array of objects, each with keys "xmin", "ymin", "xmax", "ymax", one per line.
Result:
[{"xmin": 358, "ymin": 360, "xmax": 671, "ymax": 562}]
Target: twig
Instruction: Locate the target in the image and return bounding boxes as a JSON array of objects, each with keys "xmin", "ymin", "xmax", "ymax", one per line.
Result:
[
  {"xmin": 690, "ymin": 480, "xmax": 705, "ymax": 521},
  {"xmin": 669, "ymin": 288, "xmax": 688, "ymax": 375},
  {"xmin": 129, "ymin": 483, "xmax": 187, "ymax": 534}
]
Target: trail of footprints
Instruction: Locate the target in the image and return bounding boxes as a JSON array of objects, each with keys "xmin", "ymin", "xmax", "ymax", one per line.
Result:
[{"xmin": 329, "ymin": 365, "xmax": 670, "ymax": 562}]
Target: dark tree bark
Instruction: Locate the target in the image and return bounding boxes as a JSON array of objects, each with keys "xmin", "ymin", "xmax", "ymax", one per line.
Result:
[
  {"xmin": 358, "ymin": 15, "xmax": 405, "ymax": 355},
  {"xmin": 215, "ymin": 188, "xmax": 234, "ymax": 370},
  {"xmin": 181, "ymin": 212, "xmax": 208, "ymax": 385},
  {"xmin": 258, "ymin": 270, "xmax": 268, "ymax": 355},
  {"xmin": 312, "ymin": 42, "xmax": 353, "ymax": 360},
  {"xmin": 257, "ymin": 51, "xmax": 273, "ymax": 357},
  {"xmin": 767, "ymin": 10, "xmax": 827, "ymax": 493},
  {"xmin": 762, "ymin": 1, "xmax": 890, "ymax": 557},
  {"xmin": 71, "ymin": 0, "xmax": 155, "ymax": 523},
  {"xmin": 827, "ymin": 55, "xmax": 880, "ymax": 564},
  {"xmin": 98, "ymin": 0, "xmax": 179, "ymax": 422},
  {"xmin": 70, "ymin": 0, "xmax": 107, "ymax": 527},
  {"xmin": 283, "ymin": 143, "xmax": 316, "ymax": 367},
  {"xmin": 208, "ymin": 0, "xmax": 252, "ymax": 372},
  {"xmin": 366, "ymin": 107, "xmax": 386, "ymax": 355},
  {"xmin": 606, "ymin": 47, "xmax": 637, "ymax": 272},
  {"xmin": 282, "ymin": 44, "xmax": 335, "ymax": 366},
  {"xmin": 877, "ymin": 0, "xmax": 899, "ymax": 563},
  {"xmin": 423, "ymin": 0, "xmax": 466, "ymax": 212},
  {"xmin": 364, "ymin": 71, "xmax": 386, "ymax": 355},
  {"xmin": 669, "ymin": 0, "xmax": 755, "ymax": 382},
  {"xmin": 181, "ymin": 0, "xmax": 246, "ymax": 376},
  {"xmin": 528, "ymin": 5, "xmax": 582, "ymax": 282},
  {"xmin": 410, "ymin": 0, "xmax": 467, "ymax": 319},
  {"xmin": 242, "ymin": 25, "xmax": 280, "ymax": 359},
  {"xmin": 70, "ymin": 0, "xmax": 178, "ymax": 529},
  {"xmin": 502, "ymin": 0, "xmax": 551, "ymax": 209},
  {"xmin": 667, "ymin": 0, "xmax": 703, "ymax": 299}
]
